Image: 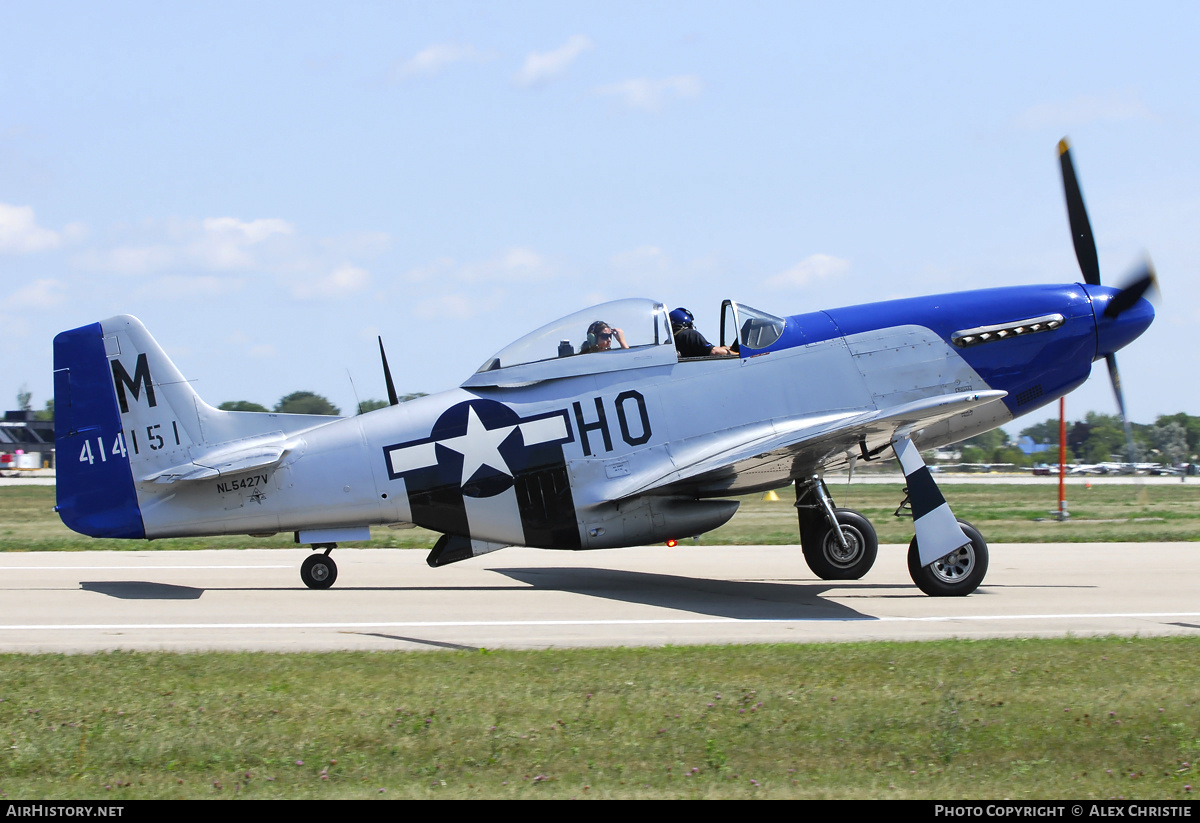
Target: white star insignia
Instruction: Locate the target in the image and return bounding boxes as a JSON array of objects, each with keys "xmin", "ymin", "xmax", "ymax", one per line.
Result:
[{"xmin": 436, "ymin": 406, "xmax": 517, "ymax": 487}]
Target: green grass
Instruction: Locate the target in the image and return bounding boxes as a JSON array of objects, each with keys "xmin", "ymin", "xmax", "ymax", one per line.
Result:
[
  {"xmin": 0, "ymin": 487, "xmax": 438, "ymax": 552},
  {"xmin": 4, "ymin": 483, "xmax": 1199, "ymax": 553},
  {"xmin": 699, "ymin": 482, "xmax": 1200, "ymax": 545},
  {"xmin": 5, "ymin": 485, "xmax": 1198, "ymax": 799},
  {"xmin": 1, "ymin": 638, "xmax": 1198, "ymax": 799}
]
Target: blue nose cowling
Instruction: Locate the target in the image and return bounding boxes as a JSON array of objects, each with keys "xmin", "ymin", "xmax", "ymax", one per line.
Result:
[{"xmin": 1086, "ymin": 285, "xmax": 1155, "ymax": 361}]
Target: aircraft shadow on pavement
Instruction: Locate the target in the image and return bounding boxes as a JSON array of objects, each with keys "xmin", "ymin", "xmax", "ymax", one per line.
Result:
[
  {"xmin": 491, "ymin": 566, "xmax": 889, "ymax": 621},
  {"xmin": 80, "ymin": 581, "xmax": 203, "ymax": 600}
]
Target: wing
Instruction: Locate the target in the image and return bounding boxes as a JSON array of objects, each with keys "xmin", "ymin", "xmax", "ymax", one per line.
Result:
[{"xmin": 605, "ymin": 390, "xmax": 1007, "ymax": 500}]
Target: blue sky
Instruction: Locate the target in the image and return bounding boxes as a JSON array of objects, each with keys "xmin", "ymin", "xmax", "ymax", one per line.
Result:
[{"xmin": 3, "ymin": 1, "xmax": 1197, "ymax": 432}]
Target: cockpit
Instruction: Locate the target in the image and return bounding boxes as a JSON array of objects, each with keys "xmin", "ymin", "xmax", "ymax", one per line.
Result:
[
  {"xmin": 474, "ymin": 298, "xmax": 674, "ymax": 373},
  {"xmin": 461, "ymin": 297, "xmax": 786, "ymax": 388}
]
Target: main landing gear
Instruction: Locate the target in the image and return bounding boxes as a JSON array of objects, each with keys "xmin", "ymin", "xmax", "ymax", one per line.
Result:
[
  {"xmin": 300, "ymin": 544, "xmax": 338, "ymax": 589},
  {"xmin": 795, "ymin": 481, "xmax": 878, "ymax": 580},
  {"xmin": 794, "ymin": 477, "xmax": 989, "ymax": 596}
]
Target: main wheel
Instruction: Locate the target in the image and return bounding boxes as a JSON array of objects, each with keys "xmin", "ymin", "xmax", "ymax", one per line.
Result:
[
  {"xmin": 907, "ymin": 519, "xmax": 988, "ymax": 597},
  {"xmin": 802, "ymin": 508, "xmax": 878, "ymax": 580},
  {"xmin": 300, "ymin": 553, "xmax": 338, "ymax": 590}
]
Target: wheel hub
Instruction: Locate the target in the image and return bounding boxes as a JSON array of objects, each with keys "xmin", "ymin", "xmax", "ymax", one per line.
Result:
[
  {"xmin": 931, "ymin": 545, "xmax": 974, "ymax": 582},
  {"xmin": 824, "ymin": 527, "xmax": 862, "ymax": 567}
]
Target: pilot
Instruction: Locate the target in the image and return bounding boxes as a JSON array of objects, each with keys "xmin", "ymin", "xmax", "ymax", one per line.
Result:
[
  {"xmin": 670, "ymin": 308, "xmax": 735, "ymax": 357},
  {"xmin": 580, "ymin": 320, "xmax": 629, "ymax": 354}
]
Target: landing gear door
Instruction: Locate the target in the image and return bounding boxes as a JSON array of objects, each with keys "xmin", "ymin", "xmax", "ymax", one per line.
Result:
[{"xmin": 720, "ymin": 300, "xmax": 741, "ymax": 350}]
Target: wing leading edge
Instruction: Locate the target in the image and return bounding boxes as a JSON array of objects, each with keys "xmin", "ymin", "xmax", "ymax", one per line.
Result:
[{"xmin": 606, "ymin": 390, "xmax": 1008, "ymax": 500}]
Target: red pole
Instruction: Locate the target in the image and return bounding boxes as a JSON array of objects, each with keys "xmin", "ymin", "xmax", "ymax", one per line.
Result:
[{"xmin": 1058, "ymin": 397, "xmax": 1067, "ymax": 520}]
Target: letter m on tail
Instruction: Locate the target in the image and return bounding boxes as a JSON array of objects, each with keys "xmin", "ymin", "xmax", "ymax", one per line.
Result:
[{"xmin": 112, "ymin": 353, "xmax": 156, "ymax": 413}]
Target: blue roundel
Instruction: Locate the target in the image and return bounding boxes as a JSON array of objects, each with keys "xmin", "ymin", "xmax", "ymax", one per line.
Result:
[
  {"xmin": 429, "ymin": 399, "xmax": 527, "ymax": 499},
  {"xmin": 383, "ymin": 398, "xmax": 573, "ymax": 501}
]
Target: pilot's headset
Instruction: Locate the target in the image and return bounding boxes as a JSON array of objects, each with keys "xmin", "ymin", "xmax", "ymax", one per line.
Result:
[
  {"xmin": 669, "ymin": 307, "xmax": 695, "ymax": 332},
  {"xmin": 585, "ymin": 320, "xmax": 611, "ymax": 351}
]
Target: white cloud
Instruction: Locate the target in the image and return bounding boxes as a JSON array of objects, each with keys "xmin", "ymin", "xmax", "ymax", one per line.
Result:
[
  {"xmin": 461, "ymin": 247, "xmax": 557, "ymax": 282},
  {"xmin": 132, "ymin": 274, "xmax": 245, "ymax": 300},
  {"xmin": 75, "ymin": 216, "xmax": 296, "ymax": 274},
  {"xmin": 77, "ymin": 245, "xmax": 174, "ymax": 274},
  {"xmin": 193, "ymin": 217, "xmax": 294, "ymax": 269},
  {"xmin": 393, "ymin": 43, "xmax": 485, "ymax": 81},
  {"xmin": 291, "ymin": 263, "xmax": 370, "ymax": 300},
  {"xmin": 405, "ymin": 248, "xmax": 558, "ymax": 284},
  {"xmin": 514, "ymin": 35, "xmax": 593, "ymax": 87},
  {"xmin": 413, "ymin": 292, "xmax": 479, "ymax": 320},
  {"xmin": 607, "ymin": 245, "xmax": 724, "ymax": 287},
  {"xmin": 10, "ymin": 278, "xmax": 65, "ymax": 308},
  {"xmin": 403, "ymin": 256, "xmax": 457, "ymax": 283},
  {"xmin": 593, "ymin": 75, "xmax": 702, "ymax": 111},
  {"xmin": 202, "ymin": 217, "xmax": 293, "ymax": 244},
  {"xmin": 323, "ymin": 230, "xmax": 391, "ymax": 258},
  {"xmin": 765, "ymin": 253, "xmax": 850, "ymax": 289},
  {"xmin": 0, "ymin": 203, "xmax": 63, "ymax": 254},
  {"xmin": 1015, "ymin": 88, "xmax": 1155, "ymax": 130},
  {"xmin": 611, "ymin": 245, "xmax": 667, "ymax": 270}
]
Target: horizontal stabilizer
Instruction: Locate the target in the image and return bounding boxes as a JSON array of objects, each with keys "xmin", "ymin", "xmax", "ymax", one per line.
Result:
[{"xmin": 140, "ymin": 432, "xmax": 301, "ymax": 484}]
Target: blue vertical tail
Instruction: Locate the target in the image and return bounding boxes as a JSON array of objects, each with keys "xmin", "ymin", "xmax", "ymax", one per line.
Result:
[{"xmin": 53, "ymin": 322, "xmax": 145, "ymax": 538}]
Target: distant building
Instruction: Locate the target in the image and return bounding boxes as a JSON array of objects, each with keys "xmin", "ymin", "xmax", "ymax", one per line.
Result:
[
  {"xmin": 0, "ymin": 410, "xmax": 54, "ymax": 468},
  {"xmin": 1017, "ymin": 435, "xmax": 1056, "ymax": 456}
]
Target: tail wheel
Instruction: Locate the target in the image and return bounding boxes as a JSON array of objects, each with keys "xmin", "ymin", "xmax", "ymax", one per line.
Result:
[
  {"xmin": 907, "ymin": 519, "xmax": 989, "ymax": 597},
  {"xmin": 301, "ymin": 553, "xmax": 338, "ymax": 590},
  {"xmin": 802, "ymin": 508, "xmax": 878, "ymax": 580}
]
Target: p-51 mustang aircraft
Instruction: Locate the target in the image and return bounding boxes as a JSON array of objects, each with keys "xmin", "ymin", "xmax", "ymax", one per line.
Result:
[{"xmin": 52, "ymin": 141, "xmax": 1156, "ymax": 596}]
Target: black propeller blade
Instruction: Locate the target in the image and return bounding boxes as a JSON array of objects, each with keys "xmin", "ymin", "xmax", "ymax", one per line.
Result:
[
  {"xmin": 1102, "ymin": 261, "xmax": 1157, "ymax": 462},
  {"xmin": 1104, "ymin": 352, "xmax": 1137, "ymax": 460},
  {"xmin": 1059, "ymin": 138, "xmax": 1158, "ymax": 464},
  {"xmin": 1103, "ymin": 261, "xmax": 1158, "ymax": 319},
  {"xmin": 379, "ymin": 336, "xmax": 399, "ymax": 407},
  {"xmin": 1058, "ymin": 138, "xmax": 1102, "ymax": 287}
]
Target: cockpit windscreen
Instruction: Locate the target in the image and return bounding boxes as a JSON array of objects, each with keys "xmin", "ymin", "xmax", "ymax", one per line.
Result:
[{"xmin": 475, "ymin": 298, "xmax": 673, "ymax": 373}]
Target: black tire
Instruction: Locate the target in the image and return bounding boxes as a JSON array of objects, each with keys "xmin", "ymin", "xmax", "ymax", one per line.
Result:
[
  {"xmin": 907, "ymin": 519, "xmax": 988, "ymax": 597},
  {"xmin": 300, "ymin": 553, "xmax": 338, "ymax": 590},
  {"xmin": 801, "ymin": 508, "xmax": 878, "ymax": 580}
]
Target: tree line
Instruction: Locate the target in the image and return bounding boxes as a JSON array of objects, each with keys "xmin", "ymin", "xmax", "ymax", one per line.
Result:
[
  {"xmin": 11, "ymin": 388, "xmax": 426, "ymax": 420},
  {"xmin": 218, "ymin": 391, "xmax": 427, "ymax": 416},
  {"xmin": 959, "ymin": 412, "xmax": 1200, "ymax": 467}
]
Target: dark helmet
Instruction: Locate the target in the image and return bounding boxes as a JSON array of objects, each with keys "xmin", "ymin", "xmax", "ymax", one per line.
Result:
[{"xmin": 669, "ymin": 307, "xmax": 694, "ymax": 330}]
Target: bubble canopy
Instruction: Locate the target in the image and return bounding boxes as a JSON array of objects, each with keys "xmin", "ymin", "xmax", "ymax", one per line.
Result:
[{"xmin": 463, "ymin": 299, "xmax": 677, "ymax": 386}]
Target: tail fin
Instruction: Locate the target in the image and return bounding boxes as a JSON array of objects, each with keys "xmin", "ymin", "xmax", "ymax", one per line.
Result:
[
  {"xmin": 53, "ymin": 318, "xmax": 148, "ymax": 537},
  {"xmin": 53, "ymin": 315, "xmax": 335, "ymax": 537}
]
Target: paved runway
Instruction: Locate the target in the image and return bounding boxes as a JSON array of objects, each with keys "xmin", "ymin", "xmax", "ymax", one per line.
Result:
[
  {"xmin": 2, "ymin": 473, "xmax": 1195, "ymax": 487},
  {"xmin": 1, "ymin": 542, "xmax": 1198, "ymax": 653}
]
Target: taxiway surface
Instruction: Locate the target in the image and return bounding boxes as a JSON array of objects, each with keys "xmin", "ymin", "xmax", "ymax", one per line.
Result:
[{"xmin": 1, "ymin": 543, "xmax": 1197, "ymax": 653}]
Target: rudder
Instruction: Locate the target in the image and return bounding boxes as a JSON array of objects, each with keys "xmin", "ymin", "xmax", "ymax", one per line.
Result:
[{"xmin": 53, "ymin": 321, "xmax": 145, "ymax": 538}]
